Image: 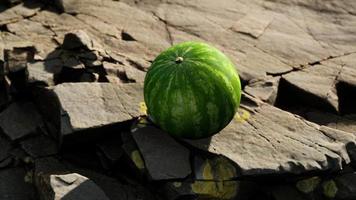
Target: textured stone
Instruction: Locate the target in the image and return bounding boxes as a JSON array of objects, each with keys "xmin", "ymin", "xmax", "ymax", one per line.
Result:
[
  {"xmin": 185, "ymin": 94, "xmax": 356, "ymax": 176},
  {"xmin": 34, "ymin": 82, "xmax": 144, "ymax": 137},
  {"xmin": 245, "ymin": 77, "xmax": 280, "ymax": 104},
  {"xmin": 0, "ymin": 102, "xmax": 44, "ymax": 140},
  {"xmin": 132, "ymin": 126, "xmax": 191, "ymax": 180}
]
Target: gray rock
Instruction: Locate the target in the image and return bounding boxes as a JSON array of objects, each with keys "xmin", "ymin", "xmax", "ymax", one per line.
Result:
[
  {"xmin": 0, "ymin": 168, "xmax": 37, "ymax": 200},
  {"xmin": 245, "ymin": 77, "xmax": 280, "ymax": 105},
  {"xmin": 20, "ymin": 135, "xmax": 58, "ymax": 158},
  {"xmin": 36, "ymin": 173, "xmax": 110, "ymax": 200},
  {"xmin": 185, "ymin": 94, "xmax": 356, "ymax": 176},
  {"xmin": 132, "ymin": 126, "xmax": 191, "ymax": 180},
  {"xmin": 103, "ymin": 61, "xmax": 145, "ymax": 83},
  {"xmin": 278, "ymin": 63, "xmax": 341, "ymax": 113},
  {"xmin": 0, "ymin": 102, "xmax": 44, "ymax": 140},
  {"xmin": 34, "ymin": 83, "xmax": 144, "ymax": 138},
  {"xmin": 306, "ymin": 111, "xmax": 356, "ymax": 136}
]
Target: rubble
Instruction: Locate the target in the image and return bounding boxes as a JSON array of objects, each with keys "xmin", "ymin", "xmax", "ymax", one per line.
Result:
[{"xmin": 1, "ymin": 0, "xmax": 356, "ymax": 199}]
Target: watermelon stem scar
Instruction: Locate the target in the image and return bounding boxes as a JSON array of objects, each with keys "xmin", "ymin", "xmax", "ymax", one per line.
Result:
[{"xmin": 175, "ymin": 56, "xmax": 184, "ymax": 64}]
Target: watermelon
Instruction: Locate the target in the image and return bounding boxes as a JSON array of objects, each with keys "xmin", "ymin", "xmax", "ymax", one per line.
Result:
[{"xmin": 144, "ymin": 42, "xmax": 241, "ymax": 139}]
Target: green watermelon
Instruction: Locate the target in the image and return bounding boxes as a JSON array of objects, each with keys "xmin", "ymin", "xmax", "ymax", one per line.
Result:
[{"xmin": 144, "ymin": 42, "xmax": 241, "ymax": 139}]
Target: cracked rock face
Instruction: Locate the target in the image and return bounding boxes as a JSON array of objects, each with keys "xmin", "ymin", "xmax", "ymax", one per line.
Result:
[{"xmin": 1, "ymin": 0, "xmax": 356, "ymax": 200}]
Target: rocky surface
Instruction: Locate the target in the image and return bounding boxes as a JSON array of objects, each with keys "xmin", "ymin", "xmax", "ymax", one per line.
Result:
[{"xmin": 1, "ymin": 0, "xmax": 356, "ymax": 199}]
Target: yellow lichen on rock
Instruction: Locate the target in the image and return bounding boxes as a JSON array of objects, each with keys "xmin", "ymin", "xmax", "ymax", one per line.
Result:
[
  {"xmin": 322, "ymin": 180, "xmax": 338, "ymax": 198},
  {"xmin": 131, "ymin": 150, "xmax": 145, "ymax": 170},
  {"xmin": 234, "ymin": 108, "xmax": 250, "ymax": 123},
  {"xmin": 191, "ymin": 180, "xmax": 239, "ymax": 199},
  {"xmin": 139, "ymin": 102, "xmax": 147, "ymax": 115},
  {"xmin": 296, "ymin": 176, "xmax": 321, "ymax": 194}
]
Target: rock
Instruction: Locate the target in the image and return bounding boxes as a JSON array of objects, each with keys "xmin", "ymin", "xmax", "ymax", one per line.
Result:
[
  {"xmin": 296, "ymin": 177, "xmax": 321, "ymax": 194},
  {"xmin": 131, "ymin": 125, "xmax": 191, "ymax": 180},
  {"xmin": 0, "ymin": 102, "xmax": 45, "ymax": 140},
  {"xmin": 36, "ymin": 173, "xmax": 110, "ymax": 200},
  {"xmin": 0, "ymin": 135, "xmax": 12, "ymax": 162},
  {"xmin": 34, "ymin": 82, "xmax": 144, "ymax": 138},
  {"xmin": 0, "ymin": 168, "xmax": 37, "ymax": 200},
  {"xmin": 270, "ymin": 185, "xmax": 306, "ymax": 200},
  {"xmin": 96, "ymin": 140, "xmax": 123, "ymax": 168},
  {"xmin": 62, "ymin": 56, "xmax": 85, "ymax": 69},
  {"xmin": 4, "ymin": 47, "xmax": 35, "ymax": 73},
  {"xmin": 34, "ymin": 157, "xmax": 69, "ymax": 175},
  {"xmin": 62, "ymin": 30, "xmax": 93, "ymax": 50},
  {"xmin": 231, "ymin": 11, "xmax": 275, "ymax": 39},
  {"xmin": 306, "ymin": 111, "xmax": 356, "ymax": 135},
  {"xmin": 185, "ymin": 94, "xmax": 356, "ymax": 176},
  {"xmin": 103, "ymin": 61, "xmax": 145, "ymax": 83},
  {"xmin": 334, "ymin": 172, "xmax": 356, "ymax": 200},
  {"xmin": 162, "ymin": 179, "xmax": 240, "ymax": 200},
  {"xmin": 4, "ymin": 47, "xmax": 36, "ymax": 92},
  {"xmin": 244, "ymin": 77, "xmax": 280, "ymax": 104},
  {"xmin": 74, "ymin": 169, "xmax": 158, "ymax": 200},
  {"xmin": 20, "ymin": 135, "xmax": 58, "ymax": 158},
  {"xmin": 193, "ymin": 155, "xmax": 237, "ymax": 181},
  {"xmin": 121, "ymin": 131, "xmax": 146, "ymax": 177},
  {"xmin": 276, "ymin": 64, "xmax": 341, "ymax": 113},
  {"xmin": 28, "ymin": 61, "xmax": 55, "ymax": 86},
  {"xmin": 0, "ymin": 3, "xmax": 40, "ymax": 26}
]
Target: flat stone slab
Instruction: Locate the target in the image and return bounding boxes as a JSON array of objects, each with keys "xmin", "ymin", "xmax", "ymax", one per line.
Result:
[
  {"xmin": 132, "ymin": 126, "xmax": 191, "ymax": 181},
  {"xmin": 48, "ymin": 82, "xmax": 144, "ymax": 135},
  {"xmin": 186, "ymin": 95, "xmax": 356, "ymax": 176}
]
